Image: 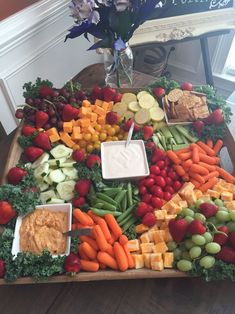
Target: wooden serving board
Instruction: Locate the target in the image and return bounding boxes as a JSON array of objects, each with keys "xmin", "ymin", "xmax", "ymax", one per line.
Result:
[{"xmin": 1, "ymin": 123, "xmax": 235, "ymax": 285}]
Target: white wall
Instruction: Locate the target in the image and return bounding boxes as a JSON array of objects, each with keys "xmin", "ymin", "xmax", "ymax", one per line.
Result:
[{"xmin": 0, "ymin": 0, "xmax": 101, "ymax": 135}]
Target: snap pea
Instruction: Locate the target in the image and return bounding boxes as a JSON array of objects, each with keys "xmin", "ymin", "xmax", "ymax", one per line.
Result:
[
  {"xmin": 122, "ymin": 216, "xmax": 138, "ymax": 232},
  {"xmin": 90, "ymin": 207, "xmax": 122, "ymax": 217},
  {"xmin": 96, "ymin": 193, "xmax": 118, "ymax": 206},
  {"xmin": 127, "ymin": 182, "xmax": 133, "ymax": 207},
  {"xmin": 121, "ymin": 193, "xmax": 127, "ymax": 212},
  {"xmin": 93, "ymin": 203, "xmax": 104, "ymax": 209},
  {"xmin": 89, "ymin": 184, "xmax": 96, "ymax": 198},
  {"xmin": 117, "ymin": 203, "xmax": 137, "ymax": 223},
  {"xmin": 95, "ymin": 198, "xmax": 117, "ymax": 211},
  {"xmin": 119, "ymin": 213, "xmax": 134, "ymax": 227},
  {"xmin": 102, "ymin": 188, "xmax": 122, "ymax": 197},
  {"xmin": 114, "ymin": 190, "xmax": 127, "ymax": 206},
  {"xmin": 132, "ymin": 186, "xmax": 139, "ymax": 196}
]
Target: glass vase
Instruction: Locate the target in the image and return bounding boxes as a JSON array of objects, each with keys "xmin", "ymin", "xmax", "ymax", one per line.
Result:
[{"xmin": 103, "ymin": 43, "xmax": 133, "ymax": 88}]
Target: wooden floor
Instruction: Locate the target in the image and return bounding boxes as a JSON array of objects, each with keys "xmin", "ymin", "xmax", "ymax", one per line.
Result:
[{"xmin": 1, "ymin": 132, "xmax": 235, "ymax": 313}]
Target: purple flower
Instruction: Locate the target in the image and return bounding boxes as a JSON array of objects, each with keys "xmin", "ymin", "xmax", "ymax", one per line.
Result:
[
  {"xmin": 114, "ymin": 0, "xmax": 131, "ymax": 11},
  {"xmin": 69, "ymin": 0, "xmax": 100, "ymax": 24}
]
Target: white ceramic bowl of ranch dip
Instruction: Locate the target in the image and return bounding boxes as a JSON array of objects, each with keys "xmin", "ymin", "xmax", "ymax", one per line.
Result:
[{"xmin": 101, "ymin": 140, "xmax": 149, "ymax": 180}]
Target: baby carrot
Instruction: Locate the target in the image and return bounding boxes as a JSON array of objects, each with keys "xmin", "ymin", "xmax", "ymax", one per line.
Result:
[
  {"xmin": 178, "ymin": 152, "xmax": 192, "ymax": 161},
  {"xmin": 104, "ymin": 214, "xmax": 122, "ymax": 239},
  {"xmin": 190, "ymin": 143, "xmax": 206, "ymax": 154},
  {"xmin": 192, "ymin": 146, "xmax": 200, "ymax": 164},
  {"xmin": 123, "ymin": 244, "xmax": 135, "ymax": 269},
  {"xmin": 190, "ymin": 164, "xmax": 209, "ymax": 176},
  {"xmin": 181, "ymin": 159, "xmax": 193, "ymax": 171},
  {"xmin": 166, "ymin": 150, "xmax": 181, "ymax": 164},
  {"xmin": 79, "ymin": 242, "xmax": 97, "ymax": 260},
  {"xmin": 73, "ymin": 208, "xmax": 94, "ymax": 226},
  {"xmin": 203, "ymin": 170, "xmax": 219, "ymax": 182},
  {"xmin": 174, "ymin": 165, "xmax": 186, "ymax": 177},
  {"xmin": 190, "ymin": 179, "xmax": 201, "ymax": 189},
  {"xmin": 217, "ymin": 167, "xmax": 235, "ymax": 184},
  {"xmin": 78, "ymin": 246, "xmax": 90, "ymax": 261},
  {"xmin": 206, "ymin": 139, "xmax": 213, "ymax": 148},
  {"xmin": 119, "ymin": 235, "xmax": 129, "ymax": 246},
  {"xmin": 80, "ymin": 260, "xmax": 99, "ymax": 272},
  {"xmin": 108, "ymin": 232, "xmax": 117, "ymax": 245},
  {"xmin": 105, "ymin": 243, "xmax": 115, "ymax": 257},
  {"xmin": 190, "ymin": 173, "xmax": 205, "ymax": 184},
  {"xmin": 97, "ymin": 251, "xmax": 118, "ymax": 270},
  {"xmin": 182, "ymin": 174, "xmax": 190, "ymax": 182},
  {"xmin": 197, "ymin": 141, "xmax": 216, "ymax": 156},
  {"xmin": 199, "ymin": 153, "xmax": 219, "ymax": 165},
  {"xmin": 213, "ymin": 139, "xmax": 223, "ymax": 155},
  {"xmin": 199, "ymin": 177, "xmax": 219, "ymax": 192},
  {"xmin": 87, "ymin": 211, "xmax": 112, "ymax": 241},
  {"xmin": 198, "ymin": 162, "xmax": 216, "ymax": 172},
  {"xmin": 175, "ymin": 147, "xmax": 191, "ymax": 155},
  {"xmin": 93, "ymin": 225, "xmax": 109, "ymax": 251},
  {"xmin": 79, "ymin": 236, "xmax": 99, "ymax": 251},
  {"xmin": 113, "ymin": 242, "xmax": 129, "ymax": 272}
]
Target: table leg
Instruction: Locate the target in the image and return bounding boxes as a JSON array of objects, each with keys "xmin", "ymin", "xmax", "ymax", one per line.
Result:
[{"xmin": 200, "ymin": 37, "xmax": 214, "ymax": 86}]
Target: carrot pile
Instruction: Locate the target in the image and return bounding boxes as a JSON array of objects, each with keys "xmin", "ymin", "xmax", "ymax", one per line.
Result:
[
  {"xmin": 167, "ymin": 139, "xmax": 235, "ymax": 192},
  {"xmin": 72, "ymin": 208, "xmax": 134, "ymax": 272}
]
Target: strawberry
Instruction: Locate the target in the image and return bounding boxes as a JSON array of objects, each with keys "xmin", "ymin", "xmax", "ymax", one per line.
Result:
[
  {"xmin": 188, "ymin": 219, "xmax": 206, "ymax": 235},
  {"xmin": 0, "ymin": 260, "xmax": 5, "ymax": 278},
  {"xmin": 192, "ymin": 120, "xmax": 205, "ymax": 136},
  {"xmin": 181, "ymin": 82, "xmax": 193, "ymax": 91},
  {"xmin": 124, "ymin": 119, "xmax": 140, "ymax": 132},
  {"xmin": 113, "ymin": 93, "xmax": 122, "ymax": 103},
  {"xmin": 75, "ymin": 179, "xmax": 91, "ymax": 196},
  {"xmin": 35, "ymin": 111, "xmax": 49, "ymax": 128},
  {"xmin": 216, "ymin": 246, "xmax": 235, "ymax": 263},
  {"xmin": 62, "ymin": 104, "xmax": 79, "ymax": 122},
  {"xmin": 64, "ymin": 253, "xmax": 81, "ymax": 273},
  {"xmin": 168, "ymin": 218, "xmax": 189, "ymax": 243},
  {"xmin": 153, "ymin": 87, "xmax": 165, "ymax": 98},
  {"xmin": 91, "ymin": 86, "xmax": 103, "ymax": 101},
  {"xmin": 39, "ymin": 85, "xmax": 54, "ymax": 98},
  {"xmin": 199, "ymin": 202, "xmax": 218, "ymax": 218},
  {"xmin": 142, "ymin": 212, "xmax": 156, "ymax": 227},
  {"xmin": 213, "ymin": 226, "xmax": 229, "ymax": 246},
  {"xmin": 145, "ymin": 141, "xmax": 155, "ymax": 151},
  {"xmin": 86, "ymin": 154, "xmax": 101, "ymax": 168},
  {"xmin": 21, "ymin": 125, "xmax": 36, "ymax": 136},
  {"xmin": 103, "ymin": 87, "xmax": 116, "ymax": 102},
  {"xmin": 143, "ymin": 125, "xmax": 153, "ymax": 141},
  {"xmin": 25, "ymin": 146, "xmax": 44, "ymax": 162},
  {"xmin": 72, "ymin": 149, "xmax": 85, "ymax": 162},
  {"xmin": 136, "ymin": 202, "xmax": 151, "ymax": 217},
  {"xmin": 72, "ymin": 196, "xmax": 86, "ymax": 207},
  {"xmin": 204, "ymin": 109, "xmax": 224, "ymax": 125},
  {"xmin": 151, "ymin": 148, "xmax": 166, "ymax": 163},
  {"xmin": 34, "ymin": 132, "xmax": 51, "ymax": 150},
  {"xmin": 106, "ymin": 111, "xmax": 118, "ymax": 125},
  {"xmin": 0, "ymin": 201, "xmax": 16, "ymax": 225},
  {"xmin": 7, "ymin": 167, "xmax": 28, "ymax": 185},
  {"xmin": 229, "ymin": 232, "xmax": 235, "ymax": 249}
]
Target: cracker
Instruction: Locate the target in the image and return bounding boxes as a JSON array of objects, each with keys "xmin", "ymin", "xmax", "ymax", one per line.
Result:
[{"xmin": 167, "ymin": 89, "xmax": 183, "ymax": 102}]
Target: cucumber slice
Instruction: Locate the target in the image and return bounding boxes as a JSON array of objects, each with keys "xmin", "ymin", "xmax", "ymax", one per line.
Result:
[
  {"xmin": 137, "ymin": 91, "xmax": 149, "ymax": 100},
  {"xmin": 62, "ymin": 168, "xmax": 78, "ymax": 180},
  {"xmin": 40, "ymin": 190, "xmax": 57, "ymax": 204},
  {"xmin": 31, "ymin": 153, "xmax": 50, "ymax": 169},
  {"xmin": 138, "ymin": 94, "xmax": 155, "ymax": 109},
  {"xmin": 34, "ymin": 163, "xmax": 49, "ymax": 179},
  {"xmin": 47, "ymin": 198, "xmax": 65, "ymax": 204},
  {"xmin": 134, "ymin": 109, "xmax": 150, "ymax": 125},
  {"xmin": 48, "ymin": 157, "xmax": 67, "ymax": 166},
  {"xmin": 121, "ymin": 93, "xmax": 137, "ymax": 104},
  {"xmin": 60, "ymin": 159, "xmax": 76, "ymax": 168},
  {"xmin": 37, "ymin": 181, "xmax": 49, "ymax": 192},
  {"xmin": 50, "ymin": 144, "xmax": 73, "ymax": 159},
  {"xmin": 49, "ymin": 169, "xmax": 66, "ymax": 183},
  {"xmin": 56, "ymin": 180, "xmax": 76, "ymax": 201},
  {"xmin": 43, "ymin": 173, "xmax": 53, "ymax": 185},
  {"xmin": 128, "ymin": 101, "xmax": 141, "ymax": 113},
  {"xmin": 153, "ymin": 100, "xmax": 160, "ymax": 107},
  {"xmin": 149, "ymin": 107, "xmax": 165, "ymax": 122}
]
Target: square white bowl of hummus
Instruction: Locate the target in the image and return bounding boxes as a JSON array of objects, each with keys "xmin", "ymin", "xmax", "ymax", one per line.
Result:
[
  {"xmin": 11, "ymin": 203, "xmax": 72, "ymax": 258},
  {"xmin": 101, "ymin": 140, "xmax": 149, "ymax": 180}
]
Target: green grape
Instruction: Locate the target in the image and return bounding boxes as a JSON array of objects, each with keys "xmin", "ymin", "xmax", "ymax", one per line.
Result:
[
  {"xmin": 207, "ymin": 200, "xmax": 215, "ymax": 205},
  {"xmin": 218, "ymin": 206, "xmax": 228, "ymax": 212},
  {"xmin": 185, "ymin": 239, "xmax": 194, "ymax": 249},
  {"xmin": 185, "ymin": 216, "xmax": 194, "ymax": 223},
  {"xmin": 227, "ymin": 221, "xmax": 235, "ymax": 232},
  {"xmin": 167, "ymin": 241, "xmax": 177, "ymax": 251},
  {"xmin": 192, "ymin": 234, "xmax": 206, "ymax": 246},
  {"xmin": 173, "ymin": 248, "xmax": 182, "ymax": 260},
  {"xmin": 189, "ymin": 246, "xmax": 202, "ymax": 259},
  {"xmin": 229, "ymin": 210, "xmax": 235, "ymax": 222},
  {"xmin": 216, "ymin": 211, "xmax": 230, "ymax": 222},
  {"xmin": 182, "ymin": 251, "xmax": 191, "ymax": 261},
  {"xmin": 182, "ymin": 208, "xmax": 194, "ymax": 217},
  {"xmin": 194, "ymin": 213, "xmax": 206, "ymax": 223},
  {"xmin": 177, "ymin": 260, "xmax": 192, "ymax": 272},
  {"xmin": 203, "ymin": 232, "xmax": 213, "ymax": 243},
  {"xmin": 189, "ymin": 205, "xmax": 197, "ymax": 211},
  {"xmin": 214, "ymin": 199, "xmax": 224, "ymax": 207},
  {"xmin": 195, "ymin": 199, "xmax": 204, "ymax": 208},
  {"xmin": 207, "ymin": 217, "xmax": 219, "ymax": 225},
  {"xmin": 205, "ymin": 242, "xmax": 221, "ymax": 254},
  {"xmin": 199, "ymin": 256, "xmax": 215, "ymax": 269}
]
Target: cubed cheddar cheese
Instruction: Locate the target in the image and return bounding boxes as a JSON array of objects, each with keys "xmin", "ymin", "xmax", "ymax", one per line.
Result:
[
  {"xmin": 63, "ymin": 122, "xmax": 73, "ymax": 133},
  {"xmin": 154, "ymin": 210, "xmax": 167, "ymax": 220},
  {"xmin": 194, "ymin": 189, "xmax": 203, "ymax": 199},
  {"xmin": 184, "ymin": 190, "xmax": 197, "ymax": 205},
  {"xmin": 178, "ymin": 200, "xmax": 188, "ymax": 208},
  {"xmin": 127, "ymin": 239, "xmax": 140, "ymax": 252},
  {"xmin": 71, "ymin": 126, "xmax": 81, "ymax": 140},
  {"xmin": 107, "ymin": 101, "xmax": 114, "ymax": 111},
  {"xmin": 163, "ymin": 252, "xmax": 174, "ymax": 268},
  {"xmin": 224, "ymin": 201, "xmax": 235, "ymax": 210},
  {"xmin": 179, "ymin": 182, "xmax": 195, "ymax": 197},
  {"xmin": 221, "ymin": 191, "xmax": 233, "ymax": 202},
  {"xmin": 143, "ymin": 253, "xmax": 151, "ymax": 269},
  {"xmin": 98, "ymin": 116, "xmax": 105, "ymax": 125},
  {"xmin": 152, "ymin": 242, "xmax": 168, "ymax": 254},
  {"xmin": 148, "ymin": 229, "xmax": 156, "ymax": 242},
  {"xmin": 131, "ymin": 254, "xmax": 144, "ymax": 269},
  {"xmin": 160, "ymin": 222, "xmax": 169, "ymax": 230},
  {"xmin": 140, "ymin": 243, "xmax": 153, "ymax": 254},
  {"xmin": 164, "ymin": 229, "xmax": 173, "ymax": 242},
  {"xmin": 151, "ymin": 253, "xmax": 164, "ymax": 271},
  {"xmin": 90, "ymin": 112, "xmax": 98, "ymax": 122},
  {"xmin": 153, "ymin": 230, "xmax": 165, "ymax": 244},
  {"xmin": 79, "ymin": 107, "xmax": 89, "ymax": 117},
  {"xmin": 135, "ymin": 224, "xmax": 149, "ymax": 234},
  {"xmin": 164, "ymin": 214, "xmax": 177, "ymax": 223},
  {"xmin": 72, "ymin": 144, "xmax": 80, "ymax": 151},
  {"xmin": 207, "ymin": 189, "xmax": 220, "ymax": 199},
  {"xmin": 102, "ymin": 101, "xmax": 110, "ymax": 111},
  {"xmin": 200, "ymin": 194, "xmax": 211, "ymax": 202},
  {"xmin": 140, "ymin": 233, "xmax": 150, "ymax": 243},
  {"xmin": 171, "ymin": 193, "xmax": 182, "ymax": 203},
  {"xmin": 167, "ymin": 202, "xmax": 182, "ymax": 215},
  {"xmin": 87, "ymin": 125, "xmax": 96, "ymax": 134},
  {"xmin": 82, "ymin": 99, "xmax": 91, "ymax": 107},
  {"xmin": 95, "ymin": 99, "xmax": 103, "ymax": 107},
  {"xmin": 94, "ymin": 105, "xmax": 106, "ymax": 116},
  {"xmin": 46, "ymin": 128, "xmax": 60, "ymax": 143},
  {"xmin": 80, "ymin": 119, "xmax": 90, "ymax": 128},
  {"xmin": 59, "ymin": 132, "xmax": 76, "ymax": 148}
]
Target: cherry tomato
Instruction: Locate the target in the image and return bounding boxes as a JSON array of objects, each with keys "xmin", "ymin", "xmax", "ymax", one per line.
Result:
[
  {"xmin": 164, "ymin": 191, "xmax": 172, "ymax": 201},
  {"xmin": 136, "ymin": 202, "xmax": 150, "ymax": 217},
  {"xmin": 151, "ymin": 186, "xmax": 164, "ymax": 199},
  {"xmin": 156, "ymin": 160, "xmax": 165, "ymax": 169},
  {"xmin": 165, "ymin": 157, "xmax": 171, "ymax": 166},
  {"xmin": 145, "ymin": 141, "xmax": 155, "ymax": 151},
  {"xmin": 148, "ymin": 174, "xmax": 156, "ymax": 180},
  {"xmin": 165, "ymin": 177, "xmax": 173, "ymax": 186},
  {"xmin": 139, "ymin": 186, "xmax": 147, "ymax": 195},
  {"xmin": 151, "ymin": 197, "xmax": 163, "ymax": 208},
  {"xmin": 173, "ymin": 180, "xmax": 182, "ymax": 191},
  {"xmin": 164, "ymin": 185, "xmax": 175, "ymax": 195},
  {"xmin": 151, "ymin": 148, "xmax": 166, "ymax": 163},
  {"xmin": 145, "ymin": 178, "xmax": 155, "ymax": 188},
  {"xmin": 168, "ymin": 171, "xmax": 179, "ymax": 181},
  {"xmin": 160, "ymin": 169, "xmax": 167, "ymax": 177},
  {"xmin": 150, "ymin": 165, "xmax": 161, "ymax": 175},
  {"xmin": 155, "ymin": 176, "xmax": 166, "ymax": 188},
  {"xmin": 142, "ymin": 194, "xmax": 152, "ymax": 204}
]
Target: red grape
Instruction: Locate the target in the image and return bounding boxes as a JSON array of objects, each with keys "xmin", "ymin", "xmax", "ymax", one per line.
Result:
[{"xmin": 15, "ymin": 109, "xmax": 24, "ymax": 119}]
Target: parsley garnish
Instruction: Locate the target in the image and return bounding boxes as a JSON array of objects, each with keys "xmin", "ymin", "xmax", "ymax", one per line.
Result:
[{"xmin": 23, "ymin": 78, "xmax": 53, "ymax": 99}]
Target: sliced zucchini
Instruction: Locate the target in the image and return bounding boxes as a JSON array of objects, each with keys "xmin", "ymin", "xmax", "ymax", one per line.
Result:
[
  {"xmin": 134, "ymin": 109, "xmax": 150, "ymax": 125},
  {"xmin": 137, "ymin": 91, "xmax": 149, "ymax": 100},
  {"xmin": 40, "ymin": 190, "xmax": 57, "ymax": 204},
  {"xmin": 31, "ymin": 153, "xmax": 50, "ymax": 169},
  {"xmin": 47, "ymin": 198, "xmax": 65, "ymax": 204},
  {"xmin": 56, "ymin": 180, "xmax": 76, "ymax": 201},
  {"xmin": 149, "ymin": 107, "xmax": 165, "ymax": 122},
  {"xmin": 49, "ymin": 169, "xmax": 66, "ymax": 183},
  {"xmin": 138, "ymin": 94, "xmax": 155, "ymax": 109},
  {"xmin": 128, "ymin": 101, "xmax": 141, "ymax": 113},
  {"xmin": 34, "ymin": 163, "xmax": 49, "ymax": 180},
  {"xmin": 50, "ymin": 144, "xmax": 73, "ymax": 159},
  {"xmin": 62, "ymin": 167, "xmax": 78, "ymax": 180},
  {"xmin": 48, "ymin": 157, "xmax": 67, "ymax": 166}
]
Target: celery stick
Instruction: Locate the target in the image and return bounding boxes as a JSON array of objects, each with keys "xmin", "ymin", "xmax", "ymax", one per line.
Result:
[
  {"xmin": 160, "ymin": 126, "xmax": 173, "ymax": 139},
  {"xmin": 169, "ymin": 126, "xmax": 184, "ymax": 144},
  {"xmin": 172, "ymin": 143, "xmax": 190, "ymax": 151},
  {"xmin": 152, "ymin": 135, "xmax": 165, "ymax": 150},
  {"xmin": 175, "ymin": 125, "xmax": 198, "ymax": 143}
]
